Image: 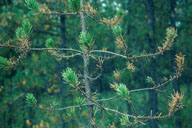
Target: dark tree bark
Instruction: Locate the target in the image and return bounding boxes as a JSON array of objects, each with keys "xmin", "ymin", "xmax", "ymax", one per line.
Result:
[
  {"xmin": 0, "ymin": 0, "xmax": 12, "ymax": 6},
  {"xmin": 60, "ymin": 15, "xmax": 66, "ymax": 48},
  {"xmin": 60, "ymin": 15, "xmax": 67, "ymax": 128},
  {"xmin": 126, "ymin": 0, "xmax": 132, "ymax": 35},
  {"xmin": 187, "ymin": 79, "xmax": 191, "ymax": 98},
  {"xmin": 145, "ymin": 0, "xmax": 158, "ymax": 128},
  {"xmin": 8, "ymin": 104, "xmax": 13, "ymax": 128},
  {"xmin": 126, "ymin": 1, "xmax": 132, "ymax": 128},
  {"xmin": 170, "ymin": 0, "xmax": 176, "ymax": 27}
]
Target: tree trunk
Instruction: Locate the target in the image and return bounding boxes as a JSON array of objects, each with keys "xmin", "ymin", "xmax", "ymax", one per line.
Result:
[
  {"xmin": 170, "ymin": 0, "xmax": 176, "ymax": 28},
  {"xmin": 80, "ymin": 0, "xmax": 94, "ymax": 128},
  {"xmin": 126, "ymin": 0, "xmax": 132, "ymax": 35},
  {"xmin": 145, "ymin": 0, "xmax": 158, "ymax": 128},
  {"xmin": 83, "ymin": 55, "xmax": 94, "ymax": 128},
  {"xmin": 187, "ymin": 80, "xmax": 191, "ymax": 98},
  {"xmin": 60, "ymin": 15, "xmax": 66, "ymax": 47},
  {"xmin": 126, "ymin": 1, "xmax": 132, "ymax": 128},
  {"xmin": 60, "ymin": 14, "xmax": 67, "ymax": 128}
]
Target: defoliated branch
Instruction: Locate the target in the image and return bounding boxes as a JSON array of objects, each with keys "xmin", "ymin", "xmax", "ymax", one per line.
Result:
[{"xmin": 0, "ymin": 44, "xmax": 82, "ymax": 53}]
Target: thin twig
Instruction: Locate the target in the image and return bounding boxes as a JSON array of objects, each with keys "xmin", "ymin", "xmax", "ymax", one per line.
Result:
[
  {"xmin": 36, "ymin": 103, "xmax": 91, "ymax": 111},
  {"xmin": 130, "ymin": 74, "xmax": 178, "ymax": 93},
  {"xmin": 41, "ymin": 12, "xmax": 78, "ymax": 16},
  {"xmin": 53, "ymin": 53, "xmax": 82, "ymax": 58},
  {"xmin": 90, "ymin": 50, "xmax": 127, "ymax": 59},
  {"xmin": 85, "ymin": 13, "xmax": 106, "ymax": 24},
  {"xmin": 0, "ymin": 44, "xmax": 82, "ymax": 53}
]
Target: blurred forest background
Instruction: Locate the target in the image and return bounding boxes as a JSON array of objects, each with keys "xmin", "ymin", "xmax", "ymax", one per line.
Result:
[{"xmin": 0, "ymin": 0, "xmax": 192, "ymax": 128}]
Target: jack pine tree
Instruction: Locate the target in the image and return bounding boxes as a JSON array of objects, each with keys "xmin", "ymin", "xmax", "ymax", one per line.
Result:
[{"xmin": 0, "ymin": 0, "xmax": 185, "ymax": 127}]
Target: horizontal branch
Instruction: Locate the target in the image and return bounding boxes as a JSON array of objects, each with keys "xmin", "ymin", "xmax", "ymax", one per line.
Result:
[
  {"xmin": 130, "ymin": 72, "xmax": 179, "ymax": 93},
  {"xmin": 39, "ymin": 12, "xmax": 78, "ymax": 16},
  {"xmin": 97, "ymin": 96, "xmax": 118, "ymax": 102},
  {"xmin": 0, "ymin": 45, "xmax": 170, "ymax": 61},
  {"xmin": 33, "ymin": 30, "xmax": 59, "ymax": 37},
  {"xmin": 53, "ymin": 53, "xmax": 82, "ymax": 58},
  {"xmin": 0, "ymin": 44, "xmax": 82, "ymax": 53},
  {"xmin": 90, "ymin": 50, "xmax": 127, "ymax": 59},
  {"xmin": 87, "ymin": 73, "xmax": 102, "ymax": 81},
  {"xmin": 127, "ymin": 50, "xmax": 165, "ymax": 60},
  {"xmin": 75, "ymin": 87, "xmax": 176, "ymax": 121},
  {"xmin": 105, "ymin": 107, "xmax": 171, "ymax": 120},
  {"xmin": 36, "ymin": 103, "xmax": 90, "ymax": 111},
  {"xmin": 35, "ymin": 96, "xmax": 118, "ymax": 111},
  {"xmin": 85, "ymin": 13, "xmax": 107, "ymax": 24},
  {"xmin": 90, "ymin": 49, "xmax": 169, "ymax": 60},
  {"xmin": 129, "ymin": 87, "xmax": 154, "ymax": 93}
]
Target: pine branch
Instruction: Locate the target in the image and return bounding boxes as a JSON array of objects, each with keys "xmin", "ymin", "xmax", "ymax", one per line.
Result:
[{"xmin": 0, "ymin": 44, "xmax": 82, "ymax": 53}]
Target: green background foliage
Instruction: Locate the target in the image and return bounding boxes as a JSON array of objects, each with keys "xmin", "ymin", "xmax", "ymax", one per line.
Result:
[{"xmin": 0, "ymin": 0, "xmax": 192, "ymax": 128}]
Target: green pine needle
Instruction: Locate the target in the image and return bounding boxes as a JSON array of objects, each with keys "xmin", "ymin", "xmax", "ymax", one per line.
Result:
[
  {"xmin": 166, "ymin": 27, "xmax": 177, "ymax": 39},
  {"xmin": 15, "ymin": 19, "xmax": 32, "ymax": 39},
  {"xmin": 120, "ymin": 115, "xmax": 130, "ymax": 126},
  {"xmin": 116, "ymin": 83, "xmax": 130, "ymax": 100},
  {"xmin": 26, "ymin": 93, "xmax": 37, "ymax": 107},
  {"xmin": 22, "ymin": 19, "xmax": 32, "ymax": 35},
  {"xmin": 0, "ymin": 56, "xmax": 8, "ymax": 69},
  {"xmin": 68, "ymin": 0, "xmax": 81, "ymax": 12},
  {"xmin": 117, "ymin": 9, "xmax": 125, "ymax": 17},
  {"xmin": 62, "ymin": 68, "xmax": 79, "ymax": 88},
  {"xmin": 46, "ymin": 38, "xmax": 55, "ymax": 48},
  {"xmin": 75, "ymin": 97, "xmax": 85, "ymax": 105},
  {"xmin": 146, "ymin": 76, "xmax": 153, "ymax": 84},
  {"xmin": 16, "ymin": 27, "xmax": 25, "ymax": 39},
  {"xmin": 112, "ymin": 25, "xmax": 122, "ymax": 37},
  {"xmin": 79, "ymin": 32, "xmax": 93, "ymax": 51},
  {"xmin": 25, "ymin": 0, "xmax": 39, "ymax": 11}
]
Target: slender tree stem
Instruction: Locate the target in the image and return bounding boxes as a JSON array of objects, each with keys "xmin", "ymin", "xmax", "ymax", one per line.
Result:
[{"xmin": 80, "ymin": 0, "xmax": 94, "ymax": 127}]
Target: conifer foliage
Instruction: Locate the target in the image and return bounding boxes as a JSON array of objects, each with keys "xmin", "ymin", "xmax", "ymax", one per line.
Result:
[{"xmin": 0, "ymin": 0, "xmax": 186, "ymax": 127}]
